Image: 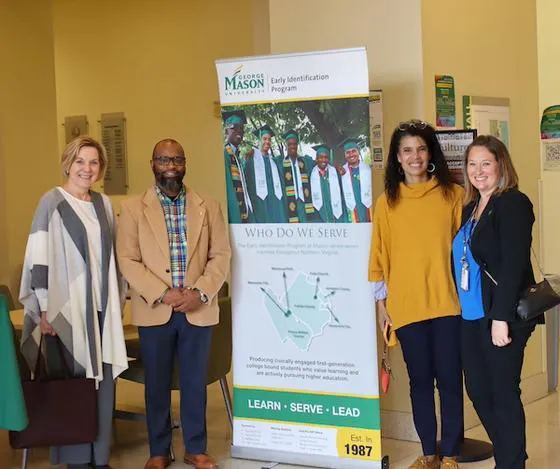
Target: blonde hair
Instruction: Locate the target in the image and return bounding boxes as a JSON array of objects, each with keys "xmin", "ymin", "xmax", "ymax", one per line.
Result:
[
  {"xmin": 463, "ymin": 135, "xmax": 519, "ymax": 205},
  {"xmin": 61, "ymin": 136, "xmax": 107, "ymax": 180}
]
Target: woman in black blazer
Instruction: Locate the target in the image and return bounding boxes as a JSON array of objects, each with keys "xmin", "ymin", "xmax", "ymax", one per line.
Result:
[{"xmin": 452, "ymin": 135, "xmax": 543, "ymax": 469}]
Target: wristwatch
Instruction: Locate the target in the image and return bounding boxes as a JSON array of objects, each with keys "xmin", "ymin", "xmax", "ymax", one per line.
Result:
[
  {"xmin": 157, "ymin": 288, "xmax": 169, "ymax": 304},
  {"xmin": 192, "ymin": 287, "xmax": 209, "ymax": 304}
]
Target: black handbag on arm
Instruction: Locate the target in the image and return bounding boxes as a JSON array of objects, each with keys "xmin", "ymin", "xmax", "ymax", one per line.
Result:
[
  {"xmin": 9, "ymin": 336, "xmax": 98, "ymax": 449},
  {"xmin": 484, "ymin": 248, "xmax": 560, "ymax": 321}
]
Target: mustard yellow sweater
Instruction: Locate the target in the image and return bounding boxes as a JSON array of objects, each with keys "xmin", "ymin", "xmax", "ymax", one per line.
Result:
[{"xmin": 369, "ymin": 179, "xmax": 464, "ymax": 335}]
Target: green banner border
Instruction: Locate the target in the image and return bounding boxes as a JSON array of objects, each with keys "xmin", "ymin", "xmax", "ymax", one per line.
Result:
[{"xmin": 234, "ymin": 387, "xmax": 380, "ymax": 430}]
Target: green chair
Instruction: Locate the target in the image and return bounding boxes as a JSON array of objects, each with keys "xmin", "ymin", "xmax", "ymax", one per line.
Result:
[
  {"xmin": 0, "ymin": 292, "xmax": 30, "ymax": 469},
  {"xmin": 0, "ymin": 284, "xmax": 16, "ymax": 310}
]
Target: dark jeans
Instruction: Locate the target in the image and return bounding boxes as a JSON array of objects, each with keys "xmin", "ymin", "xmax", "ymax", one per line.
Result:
[
  {"xmin": 396, "ymin": 315, "xmax": 463, "ymax": 456},
  {"xmin": 462, "ymin": 318, "xmax": 534, "ymax": 469},
  {"xmin": 138, "ymin": 312, "xmax": 212, "ymax": 457}
]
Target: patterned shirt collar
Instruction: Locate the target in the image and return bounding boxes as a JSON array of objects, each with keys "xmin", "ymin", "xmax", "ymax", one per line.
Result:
[{"xmin": 155, "ymin": 184, "xmax": 186, "ymax": 203}]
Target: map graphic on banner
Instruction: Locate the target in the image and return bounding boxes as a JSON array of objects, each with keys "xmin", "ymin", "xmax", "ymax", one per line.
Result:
[
  {"xmin": 259, "ymin": 270, "xmax": 336, "ymax": 351},
  {"xmin": 216, "ymin": 48, "xmax": 381, "ymax": 469}
]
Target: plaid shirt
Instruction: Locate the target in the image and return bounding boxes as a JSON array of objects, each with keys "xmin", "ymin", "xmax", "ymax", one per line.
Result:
[{"xmin": 155, "ymin": 185, "xmax": 187, "ymax": 288}]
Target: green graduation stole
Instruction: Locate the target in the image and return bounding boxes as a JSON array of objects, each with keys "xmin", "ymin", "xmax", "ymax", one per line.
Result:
[
  {"xmin": 282, "ymin": 157, "xmax": 314, "ymax": 223},
  {"xmin": 226, "ymin": 144, "xmax": 249, "ymax": 223}
]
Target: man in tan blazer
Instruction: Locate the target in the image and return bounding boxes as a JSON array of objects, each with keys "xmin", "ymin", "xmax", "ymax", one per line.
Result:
[{"xmin": 117, "ymin": 138, "xmax": 231, "ymax": 469}]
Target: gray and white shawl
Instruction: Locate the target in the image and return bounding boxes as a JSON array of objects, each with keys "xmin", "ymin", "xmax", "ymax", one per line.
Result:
[{"xmin": 19, "ymin": 188, "xmax": 128, "ymax": 385}]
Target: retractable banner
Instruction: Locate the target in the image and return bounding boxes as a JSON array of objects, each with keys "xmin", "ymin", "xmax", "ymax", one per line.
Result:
[{"xmin": 216, "ymin": 47, "xmax": 381, "ymax": 468}]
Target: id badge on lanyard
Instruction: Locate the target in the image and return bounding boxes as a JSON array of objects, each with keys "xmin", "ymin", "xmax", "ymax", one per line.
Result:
[{"xmin": 460, "ymin": 258, "xmax": 469, "ymax": 291}]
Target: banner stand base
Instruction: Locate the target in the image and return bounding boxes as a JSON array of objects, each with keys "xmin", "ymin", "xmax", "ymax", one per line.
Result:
[
  {"xmin": 437, "ymin": 437, "xmax": 493, "ymax": 463},
  {"xmin": 458, "ymin": 438, "xmax": 493, "ymax": 463},
  {"xmin": 258, "ymin": 455, "xmax": 390, "ymax": 468},
  {"xmin": 232, "ymin": 445, "xmax": 384, "ymax": 469}
]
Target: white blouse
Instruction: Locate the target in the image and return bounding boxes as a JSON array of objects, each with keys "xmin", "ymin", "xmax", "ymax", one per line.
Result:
[{"xmin": 57, "ymin": 187, "xmax": 103, "ymax": 312}]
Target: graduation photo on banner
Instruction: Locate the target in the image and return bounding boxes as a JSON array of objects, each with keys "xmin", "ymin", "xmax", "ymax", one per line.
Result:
[
  {"xmin": 222, "ymin": 99, "xmax": 372, "ymax": 225},
  {"xmin": 216, "ymin": 48, "xmax": 382, "ymax": 469}
]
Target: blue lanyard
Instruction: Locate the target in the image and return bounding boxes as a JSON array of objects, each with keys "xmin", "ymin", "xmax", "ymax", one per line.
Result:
[{"xmin": 461, "ymin": 204, "xmax": 478, "ymax": 267}]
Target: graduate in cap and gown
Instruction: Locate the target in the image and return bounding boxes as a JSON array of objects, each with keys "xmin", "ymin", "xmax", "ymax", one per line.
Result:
[
  {"xmin": 275, "ymin": 129, "xmax": 316, "ymax": 223},
  {"xmin": 340, "ymin": 137, "xmax": 372, "ymax": 223},
  {"xmin": 310, "ymin": 144, "xmax": 347, "ymax": 223},
  {"xmin": 244, "ymin": 125, "xmax": 286, "ymax": 223},
  {"xmin": 222, "ymin": 110, "xmax": 254, "ymax": 223}
]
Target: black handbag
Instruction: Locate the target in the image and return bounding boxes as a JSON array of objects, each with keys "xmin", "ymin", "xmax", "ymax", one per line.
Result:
[
  {"xmin": 9, "ymin": 336, "xmax": 98, "ymax": 449},
  {"xmin": 484, "ymin": 249, "xmax": 560, "ymax": 321},
  {"xmin": 516, "ymin": 278, "xmax": 560, "ymax": 321}
]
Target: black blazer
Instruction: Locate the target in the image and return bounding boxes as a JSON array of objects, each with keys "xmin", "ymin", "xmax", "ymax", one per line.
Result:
[{"xmin": 462, "ymin": 189, "xmax": 543, "ymax": 327}]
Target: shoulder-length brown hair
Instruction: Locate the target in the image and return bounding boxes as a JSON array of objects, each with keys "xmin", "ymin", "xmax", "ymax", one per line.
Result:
[
  {"xmin": 61, "ymin": 136, "xmax": 107, "ymax": 180},
  {"xmin": 463, "ymin": 135, "xmax": 519, "ymax": 205}
]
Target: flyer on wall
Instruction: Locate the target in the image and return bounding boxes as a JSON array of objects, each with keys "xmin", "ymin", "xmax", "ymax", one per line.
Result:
[
  {"xmin": 435, "ymin": 129, "xmax": 477, "ymax": 185},
  {"xmin": 435, "ymin": 75, "xmax": 456, "ymax": 128},
  {"xmin": 541, "ymin": 105, "xmax": 560, "ymax": 171},
  {"xmin": 369, "ymin": 90, "xmax": 384, "ymax": 169},
  {"xmin": 215, "ymin": 48, "xmax": 382, "ymax": 468}
]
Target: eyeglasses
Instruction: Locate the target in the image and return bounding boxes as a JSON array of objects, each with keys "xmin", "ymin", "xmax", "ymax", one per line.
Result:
[
  {"xmin": 397, "ymin": 120, "xmax": 429, "ymax": 131},
  {"xmin": 153, "ymin": 156, "xmax": 186, "ymax": 166}
]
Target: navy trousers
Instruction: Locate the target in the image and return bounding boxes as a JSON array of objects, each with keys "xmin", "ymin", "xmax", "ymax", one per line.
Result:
[
  {"xmin": 396, "ymin": 315, "xmax": 463, "ymax": 457},
  {"xmin": 138, "ymin": 312, "xmax": 212, "ymax": 457},
  {"xmin": 462, "ymin": 318, "xmax": 534, "ymax": 469}
]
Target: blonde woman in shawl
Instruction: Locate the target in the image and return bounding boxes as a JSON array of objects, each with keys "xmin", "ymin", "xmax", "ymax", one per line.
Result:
[{"xmin": 19, "ymin": 136, "xmax": 128, "ymax": 469}]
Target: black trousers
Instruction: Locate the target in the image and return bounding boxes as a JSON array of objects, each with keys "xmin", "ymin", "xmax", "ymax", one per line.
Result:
[
  {"xmin": 461, "ymin": 318, "xmax": 535, "ymax": 469},
  {"xmin": 396, "ymin": 315, "xmax": 463, "ymax": 456}
]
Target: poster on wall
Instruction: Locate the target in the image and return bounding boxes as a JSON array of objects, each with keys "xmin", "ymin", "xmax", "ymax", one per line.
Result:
[
  {"xmin": 436, "ymin": 129, "xmax": 477, "ymax": 185},
  {"xmin": 540, "ymin": 105, "xmax": 560, "ymax": 139},
  {"xmin": 64, "ymin": 115, "xmax": 88, "ymax": 144},
  {"xmin": 369, "ymin": 90, "xmax": 385, "ymax": 169},
  {"xmin": 216, "ymin": 48, "xmax": 382, "ymax": 469},
  {"xmin": 435, "ymin": 75, "xmax": 456, "ymax": 128},
  {"xmin": 540, "ymin": 105, "xmax": 560, "ymax": 171},
  {"xmin": 463, "ymin": 96, "xmax": 510, "ymax": 147},
  {"xmin": 100, "ymin": 112, "xmax": 128, "ymax": 195},
  {"xmin": 542, "ymin": 140, "xmax": 560, "ymax": 171}
]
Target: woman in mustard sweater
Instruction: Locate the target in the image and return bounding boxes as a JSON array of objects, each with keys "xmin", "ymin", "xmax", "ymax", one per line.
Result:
[{"xmin": 369, "ymin": 120, "xmax": 464, "ymax": 469}]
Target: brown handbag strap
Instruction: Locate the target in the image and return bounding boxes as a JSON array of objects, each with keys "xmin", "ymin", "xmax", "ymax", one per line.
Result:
[
  {"xmin": 53, "ymin": 336, "xmax": 73, "ymax": 378},
  {"xmin": 33, "ymin": 335, "xmax": 46, "ymax": 379},
  {"xmin": 33, "ymin": 335, "xmax": 72, "ymax": 380}
]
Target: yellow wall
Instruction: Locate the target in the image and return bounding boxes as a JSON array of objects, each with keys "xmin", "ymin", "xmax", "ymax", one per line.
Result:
[
  {"xmin": 269, "ymin": 0, "xmax": 424, "ymax": 210},
  {"xmin": 52, "ymin": 0, "xmax": 257, "ymax": 206},
  {"xmin": 422, "ymin": 0, "xmax": 547, "ymax": 428},
  {"xmin": 0, "ymin": 0, "xmax": 60, "ymax": 300},
  {"xmin": 537, "ymin": 0, "xmax": 560, "ymax": 275}
]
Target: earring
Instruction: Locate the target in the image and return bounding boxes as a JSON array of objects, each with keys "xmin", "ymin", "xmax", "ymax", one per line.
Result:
[
  {"xmin": 65, "ymin": 170, "xmax": 69, "ymax": 175},
  {"xmin": 428, "ymin": 162, "xmax": 435, "ymax": 173},
  {"xmin": 398, "ymin": 165, "xmax": 404, "ymax": 176}
]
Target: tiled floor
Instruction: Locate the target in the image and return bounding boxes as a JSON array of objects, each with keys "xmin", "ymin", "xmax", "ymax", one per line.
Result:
[{"xmin": 2, "ymin": 376, "xmax": 560, "ymax": 468}]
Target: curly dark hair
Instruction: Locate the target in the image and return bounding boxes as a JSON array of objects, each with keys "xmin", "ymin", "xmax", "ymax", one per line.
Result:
[{"xmin": 384, "ymin": 120, "xmax": 454, "ymax": 206}]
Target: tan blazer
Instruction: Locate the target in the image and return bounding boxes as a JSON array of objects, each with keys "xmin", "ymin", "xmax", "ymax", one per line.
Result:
[{"xmin": 116, "ymin": 186, "xmax": 231, "ymax": 327}]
